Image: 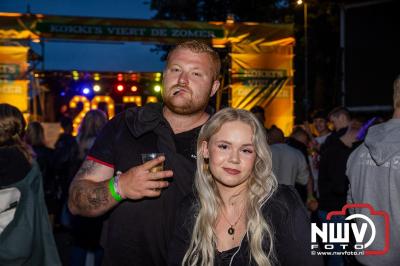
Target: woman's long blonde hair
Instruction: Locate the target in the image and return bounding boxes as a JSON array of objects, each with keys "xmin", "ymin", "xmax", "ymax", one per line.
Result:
[{"xmin": 183, "ymin": 108, "xmax": 278, "ymax": 266}]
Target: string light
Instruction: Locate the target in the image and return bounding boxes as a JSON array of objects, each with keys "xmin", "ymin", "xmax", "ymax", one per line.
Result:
[
  {"xmin": 154, "ymin": 85, "xmax": 161, "ymax": 92},
  {"xmin": 93, "ymin": 84, "xmax": 101, "ymax": 92}
]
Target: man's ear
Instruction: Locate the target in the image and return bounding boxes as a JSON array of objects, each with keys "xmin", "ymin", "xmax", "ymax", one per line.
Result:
[
  {"xmin": 209, "ymin": 80, "xmax": 220, "ymax": 97},
  {"xmin": 201, "ymin": 140, "xmax": 209, "ymax": 158}
]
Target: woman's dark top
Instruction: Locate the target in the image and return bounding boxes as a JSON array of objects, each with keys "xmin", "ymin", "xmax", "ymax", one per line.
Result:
[
  {"xmin": 0, "ymin": 146, "xmax": 31, "ymax": 187},
  {"xmin": 216, "ymin": 246, "xmax": 239, "ymax": 266},
  {"xmin": 168, "ymin": 185, "xmax": 324, "ymax": 266}
]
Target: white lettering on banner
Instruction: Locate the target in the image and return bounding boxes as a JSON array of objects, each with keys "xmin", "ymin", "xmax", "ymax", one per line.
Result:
[
  {"xmin": 234, "ymin": 70, "xmax": 286, "ymax": 78},
  {"xmin": 151, "ymin": 28, "xmax": 168, "ymax": 37},
  {"xmin": 171, "ymin": 29, "xmax": 214, "ymax": 38},
  {"xmin": 0, "ymin": 64, "xmax": 18, "ymax": 74},
  {"xmin": 0, "ymin": 85, "xmax": 22, "ymax": 94},
  {"xmin": 50, "ymin": 25, "xmax": 103, "ymax": 34},
  {"xmin": 106, "ymin": 27, "xmax": 146, "ymax": 36}
]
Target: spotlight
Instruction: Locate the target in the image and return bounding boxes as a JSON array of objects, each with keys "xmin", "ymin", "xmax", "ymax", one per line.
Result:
[
  {"xmin": 82, "ymin": 87, "xmax": 91, "ymax": 95},
  {"xmin": 154, "ymin": 85, "xmax": 161, "ymax": 93},
  {"xmin": 93, "ymin": 84, "xmax": 101, "ymax": 92},
  {"xmin": 116, "ymin": 84, "xmax": 124, "ymax": 92},
  {"xmin": 131, "ymin": 85, "xmax": 138, "ymax": 92}
]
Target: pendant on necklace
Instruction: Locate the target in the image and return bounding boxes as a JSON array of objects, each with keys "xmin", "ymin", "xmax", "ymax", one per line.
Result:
[{"xmin": 228, "ymin": 226, "xmax": 235, "ymax": 235}]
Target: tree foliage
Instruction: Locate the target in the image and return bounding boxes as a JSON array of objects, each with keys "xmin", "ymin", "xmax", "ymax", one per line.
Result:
[
  {"xmin": 150, "ymin": 0, "xmax": 293, "ymax": 23},
  {"xmin": 149, "ymin": 0, "xmax": 346, "ymax": 118}
]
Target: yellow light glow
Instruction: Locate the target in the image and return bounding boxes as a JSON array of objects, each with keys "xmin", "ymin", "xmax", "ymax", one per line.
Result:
[
  {"xmin": 93, "ymin": 85, "xmax": 101, "ymax": 92},
  {"xmin": 122, "ymin": 96, "xmax": 142, "ymax": 106},
  {"xmin": 154, "ymin": 85, "xmax": 161, "ymax": 92},
  {"xmin": 297, "ymin": 0, "xmax": 303, "ymax": 5},
  {"xmin": 226, "ymin": 14, "xmax": 235, "ymax": 24},
  {"xmin": 94, "ymin": 73, "xmax": 100, "ymax": 81},
  {"xmin": 92, "ymin": 96, "xmax": 115, "ymax": 118},
  {"xmin": 146, "ymin": 96, "xmax": 158, "ymax": 103},
  {"xmin": 69, "ymin": 95, "xmax": 90, "ymax": 136}
]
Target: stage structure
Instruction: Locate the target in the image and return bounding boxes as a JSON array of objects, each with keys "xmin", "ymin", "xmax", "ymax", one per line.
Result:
[{"xmin": 0, "ymin": 13, "xmax": 294, "ymax": 134}]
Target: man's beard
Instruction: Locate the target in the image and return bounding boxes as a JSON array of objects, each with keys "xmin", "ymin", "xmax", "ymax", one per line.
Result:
[{"xmin": 162, "ymin": 85, "xmax": 210, "ymax": 115}]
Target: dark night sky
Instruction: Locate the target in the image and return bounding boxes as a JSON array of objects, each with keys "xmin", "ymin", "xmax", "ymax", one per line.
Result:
[
  {"xmin": 0, "ymin": 0, "xmax": 165, "ymax": 72},
  {"xmin": 344, "ymin": 0, "xmax": 399, "ymax": 108}
]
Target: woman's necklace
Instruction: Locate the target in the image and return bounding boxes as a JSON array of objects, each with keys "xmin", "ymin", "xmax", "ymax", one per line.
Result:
[{"xmin": 220, "ymin": 205, "xmax": 246, "ymax": 240}]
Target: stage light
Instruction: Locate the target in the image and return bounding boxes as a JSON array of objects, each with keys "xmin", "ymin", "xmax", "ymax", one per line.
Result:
[
  {"xmin": 94, "ymin": 73, "xmax": 100, "ymax": 81},
  {"xmin": 72, "ymin": 71, "xmax": 79, "ymax": 81},
  {"xmin": 116, "ymin": 84, "xmax": 124, "ymax": 92},
  {"xmin": 93, "ymin": 84, "xmax": 101, "ymax": 92},
  {"xmin": 155, "ymin": 72, "xmax": 162, "ymax": 82},
  {"xmin": 154, "ymin": 85, "xmax": 161, "ymax": 93},
  {"xmin": 131, "ymin": 85, "xmax": 138, "ymax": 92},
  {"xmin": 92, "ymin": 96, "xmax": 115, "ymax": 118},
  {"xmin": 117, "ymin": 73, "xmax": 123, "ymax": 81},
  {"xmin": 60, "ymin": 92, "xmax": 66, "ymax": 97},
  {"xmin": 82, "ymin": 87, "xmax": 91, "ymax": 95},
  {"xmin": 130, "ymin": 73, "xmax": 138, "ymax": 81}
]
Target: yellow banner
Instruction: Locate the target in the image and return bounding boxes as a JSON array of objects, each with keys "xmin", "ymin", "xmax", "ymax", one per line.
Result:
[
  {"xmin": 0, "ymin": 46, "xmax": 29, "ymax": 112},
  {"xmin": 230, "ymin": 43, "xmax": 294, "ymax": 135}
]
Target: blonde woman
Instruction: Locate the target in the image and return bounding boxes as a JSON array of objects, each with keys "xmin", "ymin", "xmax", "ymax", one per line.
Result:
[{"xmin": 168, "ymin": 108, "xmax": 322, "ymax": 266}]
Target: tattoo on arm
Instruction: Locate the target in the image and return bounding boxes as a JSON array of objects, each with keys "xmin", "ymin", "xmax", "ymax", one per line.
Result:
[
  {"xmin": 75, "ymin": 160, "xmax": 97, "ymax": 180},
  {"xmin": 71, "ymin": 183, "xmax": 110, "ymax": 212},
  {"xmin": 70, "ymin": 160, "xmax": 115, "ymax": 215}
]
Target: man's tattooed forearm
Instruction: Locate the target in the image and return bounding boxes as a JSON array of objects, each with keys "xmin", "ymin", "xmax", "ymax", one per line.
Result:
[
  {"xmin": 75, "ymin": 160, "xmax": 96, "ymax": 179},
  {"xmin": 87, "ymin": 185, "xmax": 109, "ymax": 209},
  {"xmin": 71, "ymin": 182, "xmax": 110, "ymax": 211}
]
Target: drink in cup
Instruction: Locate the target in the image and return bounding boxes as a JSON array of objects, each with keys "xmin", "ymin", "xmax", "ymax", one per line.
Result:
[{"xmin": 141, "ymin": 153, "xmax": 164, "ymax": 173}]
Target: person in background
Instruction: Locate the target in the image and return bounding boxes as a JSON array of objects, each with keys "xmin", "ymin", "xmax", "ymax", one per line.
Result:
[
  {"xmin": 0, "ymin": 103, "xmax": 32, "ymax": 187},
  {"xmin": 76, "ymin": 110, "xmax": 108, "ymax": 162},
  {"xmin": 168, "ymin": 108, "xmax": 322, "ymax": 266},
  {"xmin": 25, "ymin": 121, "xmax": 57, "ymax": 226},
  {"xmin": 318, "ymin": 121, "xmax": 362, "ymax": 266},
  {"xmin": 346, "ymin": 75, "xmax": 400, "ymax": 265},
  {"xmin": 321, "ymin": 106, "xmax": 351, "ymax": 153},
  {"xmin": 286, "ymin": 127, "xmax": 313, "ymax": 203},
  {"xmin": 250, "ymin": 105, "xmax": 266, "ymax": 126},
  {"xmin": 267, "ymin": 125, "xmax": 309, "ymax": 187},
  {"xmin": 0, "ymin": 103, "xmax": 60, "ymax": 265},
  {"xmin": 308, "ymin": 110, "xmax": 331, "ymax": 199},
  {"xmin": 312, "ymin": 110, "xmax": 331, "ymax": 146},
  {"xmin": 54, "ymin": 115, "xmax": 80, "ymax": 225},
  {"xmin": 70, "ymin": 109, "xmax": 108, "ymax": 266}
]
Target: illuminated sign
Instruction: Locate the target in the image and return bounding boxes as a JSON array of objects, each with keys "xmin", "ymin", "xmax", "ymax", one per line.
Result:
[
  {"xmin": 37, "ymin": 23, "xmax": 224, "ymax": 39},
  {"xmin": 69, "ymin": 95, "xmax": 158, "ymax": 135}
]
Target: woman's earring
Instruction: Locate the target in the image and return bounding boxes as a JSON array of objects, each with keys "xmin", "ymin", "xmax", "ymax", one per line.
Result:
[{"xmin": 203, "ymin": 157, "xmax": 209, "ymax": 172}]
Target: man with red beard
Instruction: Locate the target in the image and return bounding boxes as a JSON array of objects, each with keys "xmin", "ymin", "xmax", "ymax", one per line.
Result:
[{"xmin": 68, "ymin": 40, "xmax": 220, "ymax": 266}]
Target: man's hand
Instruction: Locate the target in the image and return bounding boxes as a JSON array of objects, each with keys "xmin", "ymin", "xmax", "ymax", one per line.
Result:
[{"xmin": 119, "ymin": 156, "xmax": 173, "ymax": 200}]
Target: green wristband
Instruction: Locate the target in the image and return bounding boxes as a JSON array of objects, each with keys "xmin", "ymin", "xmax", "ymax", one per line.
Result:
[{"xmin": 109, "ymin": 176, "xmax": 123, "ymax": 202}]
